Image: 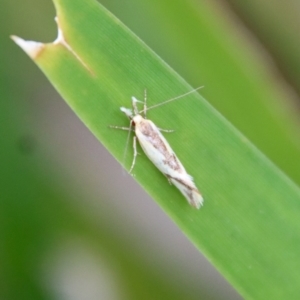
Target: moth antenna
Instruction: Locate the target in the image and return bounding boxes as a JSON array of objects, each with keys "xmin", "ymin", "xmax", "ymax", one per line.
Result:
[{"xmin": 142, "ymin": 86, "xmax": 204, "ymax": 113}]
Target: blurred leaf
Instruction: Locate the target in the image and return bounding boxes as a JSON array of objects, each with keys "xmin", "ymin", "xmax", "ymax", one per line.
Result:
[{"xmin": 225, "ymin": 0, "xmax": 300, "ymax": 95}]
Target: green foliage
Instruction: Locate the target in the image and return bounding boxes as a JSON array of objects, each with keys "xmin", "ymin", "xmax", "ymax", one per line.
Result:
[{"xmin": 4, "ymin": 0, "xmax": 300, "ymax": 299}]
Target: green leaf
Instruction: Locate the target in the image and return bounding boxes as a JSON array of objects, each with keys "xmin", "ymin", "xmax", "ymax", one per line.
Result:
[
  {"xmin": 12, "ymin": 0, "xmax": 300, "ymax": 298},
  {"xmin": 99, "ymin": 0, "xmax": 300, "ymax": 184}
]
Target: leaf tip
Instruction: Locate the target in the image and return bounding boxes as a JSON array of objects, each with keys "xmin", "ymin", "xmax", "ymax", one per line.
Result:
[{"xmin": 10, "ymin": 35, "xmax": 45, "ymax": 59}]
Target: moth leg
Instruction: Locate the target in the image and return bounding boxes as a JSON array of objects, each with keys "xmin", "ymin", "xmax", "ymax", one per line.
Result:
[
  {"xmin": 158, "ymin": 128, "xmax": 175, "ymax": 133},
  {"xmin": 143, "ymin": 89, "xmax": 148, "ymax": 118},
  {"xmin": 129, "ymin": 136, "xmax": 138, "ymax": 174},
  {"xmin": 109, "ymin": 125, "xmax": 133, "ymax": 131},
  {"xmin": 165, "ymin": 174, "xmax": 173, "ymax": 185}
]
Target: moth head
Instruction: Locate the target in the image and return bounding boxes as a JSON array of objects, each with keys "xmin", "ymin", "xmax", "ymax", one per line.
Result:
[{"xmin": 120, "ymin": 107, "xmax": 133, "ymax": 119}]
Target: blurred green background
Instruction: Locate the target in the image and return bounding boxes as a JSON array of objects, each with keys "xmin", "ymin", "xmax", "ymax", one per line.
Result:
[{"xmin": 2, "ymin": 0, "xmax": 300, "ymax": 299}]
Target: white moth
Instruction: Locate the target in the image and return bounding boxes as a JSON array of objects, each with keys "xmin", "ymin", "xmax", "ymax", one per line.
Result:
[{"xmin": 110, "ymin": 88, "xmax": 204, "ymax": 209}]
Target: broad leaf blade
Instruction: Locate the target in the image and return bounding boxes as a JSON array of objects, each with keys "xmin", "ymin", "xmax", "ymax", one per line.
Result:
[{"xmin": 13, "ymin": 0, "xmax": 300, "ymax": 298}]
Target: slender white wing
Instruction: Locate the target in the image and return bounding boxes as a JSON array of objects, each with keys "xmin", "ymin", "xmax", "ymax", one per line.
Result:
[{"xmin": 134, "ymin": 115, "xmax": 203, "ymax": 209}]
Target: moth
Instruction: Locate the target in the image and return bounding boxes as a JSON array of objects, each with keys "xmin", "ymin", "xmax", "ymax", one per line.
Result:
[{"xmin": 110, "ymin": 88, "xmax": 204, "ymax": 209}]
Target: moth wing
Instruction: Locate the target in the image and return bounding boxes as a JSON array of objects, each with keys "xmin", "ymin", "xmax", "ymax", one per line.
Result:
[{"xmin": 169, "ymin": 176, "xmax": 203, "ymax": 209}]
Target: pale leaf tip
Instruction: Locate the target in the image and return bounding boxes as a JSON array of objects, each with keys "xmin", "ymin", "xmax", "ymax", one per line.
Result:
[{"xmin": 10, "ymin": 35, "xmax": 44, "ymax": 59}]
